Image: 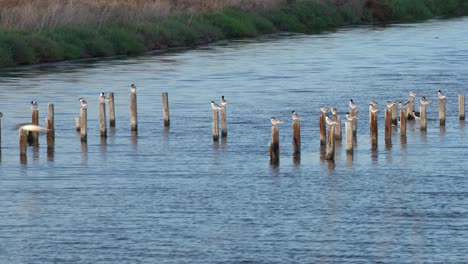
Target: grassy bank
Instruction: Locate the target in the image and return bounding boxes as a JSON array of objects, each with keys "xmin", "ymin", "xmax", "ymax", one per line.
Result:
[{"xmin": 0, "ymin": 0, "xmax": 467, "ymax": 68}]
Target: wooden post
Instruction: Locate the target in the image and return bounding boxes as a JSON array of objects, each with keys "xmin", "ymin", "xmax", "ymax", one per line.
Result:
[
  {"xmin": 108, "ymin": 92, "xmax": 116, "ymax": 127},
  {"xmin": 212, "ymin": 110, "xmax": 219, "ymax": 142},
  {"xmin": 350, "ymin": 109, "xmax": 357, "ymax": 136},
  {"xmin": 29, "ymin": 109, "xmax": 39, "ymax": 145},
  {"xmin": 269, "ymin": 125, "xmax": 280, "ymax": 165},
  {"xmin": 293, "ymin": 120, "xmax": 300, "ymax": 155},
  {"xmin": 47, "ymin": 103, "xmax": 55, "ymax": 149},
  {"xmin": 333, "ymin": 114, "xmax": 342, "ymax": 141},
  {"xmin": 80, "ymin": 107, "xmax": 87, "ymax": 142},
  {"xmin": 75, "ymin": 117, "xmax": 81, "ymax": 131},
  {"xmin": 130, "ymin": 93, "xmax": 138, "ymax": 131},
  {"xmin": 408, "ymin": 97, "xmax": 415, "ymax": 120},
  {"xmin": 400, "ymin": 109, "xmax": 407, "ymax": 137},
  {"xmin": 370, "ymin": 111, "xmax": 378, "ymax": 148},
  {"xmin": 99, "ymin": 101, "xmax": 107, "ymax": 137},
  {"xmin": 162, "ymin": 92, "xmax": 170, "ymax": 127},
  {"xmin": 324, "ymin": 125, "xmax": 335, "ymax": 160},
  {"xmin": 345, "ymin": 121, "xmax": 353, "ymax": 154},
  {"xmin": 459, "ymin": 94, "xmax": 465, "ymax": 121},
  {"xmin": 319, "ymin": 114, "xmax": 326, "ymax": 145},
  {"xmin": 391, "ymin": 104, "xmax": 398, "ymax": 125},
  {"xmin": 19, "ymin": 129, "xmax": 28, "ymax": 156},
  {"xmin": 420, "ymin": 106, "xmax": 427, "ymax": 131},
  {"xmin": 439, "ymin": 98, "xmax": 446, "ymax": 127},
  {"xmin": 220, "ymin": 107, "xmax": 227, "ymax": 138},
  {"xmin": 385, "ymin": 108, "xmax": 392, "ymax": 145}
]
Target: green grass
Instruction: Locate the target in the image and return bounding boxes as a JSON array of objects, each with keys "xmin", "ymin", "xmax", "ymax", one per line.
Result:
[{"xmin": 0, "ymin": 0, "xmax": 467, "ymax": 68}]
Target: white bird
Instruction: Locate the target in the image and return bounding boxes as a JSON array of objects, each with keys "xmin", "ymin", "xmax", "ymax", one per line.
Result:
[
  {"xmin": 345, "ymin": 112, "xmax": 357, "ymax": 121},
  {"xmin": 220, "ymin": 95, "xmax": 228, "ymax": 106},
  {"xmin": 438, "ymin": 90, "xmax": 446, "ymax": 100},
  {"xmin": 79, "ymin": 97, "xmax": 88, "ymax": 108},
  {"xmin": 320, "ymin": 106, "xmax": 328, "ymax": 114},
  {"xmin": 420, "ymin": 96, "xmax": 431, "ymax": 106},
  {"xmin": 325, "ymin": 116, "xmax": 337, "ymax": 126},
  {"xmin": 411, "ymin": 111, "xmax": 421, "ymax": 120},
  {"xmin": 370, "ymin": 100, "xmax": 378, "ymax": 107},
  {"xmin": 31, "ymin": 101, "xmax": 38, "ymax": 110},
  {"xmin": 270, "ymin": 117, "xmax": 284, "ymax": 126},
  {"xmin": 330, "ymin": 107, "xmax": 337, "ymax": 115},
  {"xmin": 409, "ymin": 91, "xmax": 417, "ymax": 97},
  {"xmin": 210, "ymin": 101, "xmax": 223, "ymax": 111},
  {"xmin": 386, "ymin": 101, "xmax": 396, "ymax": 109},
  {"xmin": 17, "ymin": 124, "xmax": 48, "ymax": 134},
  {"xmin": 99, "ymin": 92, "xmax": 106, "ymax": 103},
  {"xmin": 130, "ymin": 84, "xmax": 137, "ymax": 94},
  {"xmin": 369, "ymin": 104, "xmax": 379, "ymax": 113},
  {"xmin": 398, "ymin": 101, "xmax": 410, "ymax": 109},
  {"xmin": 349, "ymin": 99, "xmax": 357, "ymax": 110},
  {"xmin": 291, "ymin": 111, "xmax": 303, "ymax": 121}
]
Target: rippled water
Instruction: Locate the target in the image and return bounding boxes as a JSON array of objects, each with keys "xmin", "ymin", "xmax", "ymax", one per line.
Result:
[{"xmin": 1, "ymin": 18, "xmax": 468, "ymax": 263}]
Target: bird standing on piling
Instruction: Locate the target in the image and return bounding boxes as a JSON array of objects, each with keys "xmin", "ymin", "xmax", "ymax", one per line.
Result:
[
  {"xmin": 330, "ymin": 107, "xmax": 337, "ymax": 115},
  {"xmin": 345, "ymin": 112, "xmax": 357, "ymax": 121},
  {"xmin": 386, "ymin": 101, "xmax": 396, "ymax": 109},
  {"xmin": 349, "ymin": 99, "xmax": 357, "ymax": 110},
  {"xmin": 30, "ymin": 101, "xmax": 38, "ymax": 110},
  {"xmin": 438, "ymin": 90, "xmax": 446, "ymax": 99},
  {"xmin": 370, "ymin": 100, "xmax": 378, "ymax": 107},
  {"xmin": 369, "ymin": 104, "xmax": 379, "ymax": 113},
  {"xmin": 79, "ymin": 98, "xmax": 88, "ymax": 108},
  {"xmin": 130, "ymin": 84, "xmax": 137, "ymax": 94},
  {"xmin": 399, "ymin": 101, "xmax": 410, "ymax": 109},
  {"xmin": 292, "ymin": 111, "xmax": 303, "ymax": 121},
  {"xmin": 320, "ymin": 106, "xmax": 329, "ymax": 114},
  {"xmin": 409, "ymin": 91, "xmax": 417, "ymax": 98},
  {"xmin": 270, "ymin": 117, "xmax": 284, "ymax": 126},
  {"xmin": 420, "ymin": 96, "xmax": 432, "ymax": 106},
  {"xmin": 210, "ymin": 101, "xmax": 223, "ymax": 111},
  {"xmin": 325, "ymin": 116, "xmax": 337, "ymax": 126},
  {"xmin": 99, "ymin": 92, "xmax": 106, "ymax": 103},
  {"xmin": 220, "ymin": 96, "xmax": 228, "ymax": 106},
  {"xmin": 411, "ymin": 111, "xmax": 421, "ymax": 119}
]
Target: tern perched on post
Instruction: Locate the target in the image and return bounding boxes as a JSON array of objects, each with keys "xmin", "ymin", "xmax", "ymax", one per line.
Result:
[{"xmin": 270, "ymin": 117, "xmax": 284, "ymax": 126}]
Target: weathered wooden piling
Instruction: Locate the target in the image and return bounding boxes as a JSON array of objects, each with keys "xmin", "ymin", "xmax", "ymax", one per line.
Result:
[
  {"xmin": 108, "ymin": 92, "xmax": 116, "ymax": 127},
  {"xmin": 212, "ymin": 110, "xmax": 219, "ymax": 142},
  {"xmin": 162, "ymin": 92, "xmax": 170, "ymax": 127},
  {"xmin": 269, "ymin": 125, "xmax": 280, "ymax": 165},
  {"xmin": 19, "ymin": 129, "xmax": 28, "ymax": 156},
  {"xmin": 345, "ymin": 121, "xmax": 353, "ymax": 154},
  {"xmin": 99, "ymin": 101, "xmax": 107, "ymax": 137},
  {"xmin": 439, "ymin": 98, "xmax": 446, "ymax": 127},
  {"xmin": 80, "ymin": 107, "xmax": 87, "ymax": 142},
  {"xmin": 29, "ymin": 109, "xmax": 39, "ymax": 145},
  {"xmin": 459, "ymin": 94, "xmax": 465, "ymax": 120},
  {"xmin": 0, "ymin": 113, "xmax": 2, "ymax": 149},
  {"xmin": 324, "ymin": 125, "xmax": 335, "ymax": 160},
  {"xmin": 293, "ymin": 120, "xmax": 300, "ymax": 155},
  {"xmin": 351, "ymin": 109, "xmax": 357, "ymax": 136},
  {"xmin": 333, "ymin": 114, "xmax": 342, "ymax": 141},
  {"xmin": 385, "ymin": 108, "xmax": 392, "ymax": 145},
  {"xmin": 408, "ymin": 97, "xmax": 415, "ymax": 120},
  {"xmin": 400, "ymin": 109, "xmax": 407, "ymax": 137},
  {"xmin": 319, "ymin": 114, "xmax": 326, "ymax": 145},
  {"xmin": 220, "ymin": 108, "xmax": 227, "ymax": 138},
  {"xmin": 391, "ymin": 104, "xmax": 398, "ymax": 125},
  {"xmin": 46, "ymin": 103, "xmax": 55, "ymax": 149},
  {"xmin": 130, "ymin": 93, "xmax": 138, "ymax": 131},
  {"xmin": 370, "ymin": 111, "xmax": 378, "ymax": 148},
  {"xmin": 420, "ymin": 106, "xmax": 427, "ymax": 131},
  {"xmin": 75, "ymin": 117, "xmax": 81, "ymax": 131}
]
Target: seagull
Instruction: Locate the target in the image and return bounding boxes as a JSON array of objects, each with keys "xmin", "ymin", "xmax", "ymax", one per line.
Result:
[
  {"xmin": 17, "ymin": 124, "xmax": 48, "ymax": 133},
  {"xmin": 325, "ymin": 116, "xmax": 337, "ymax": 126},
  {"xmin": 330, "ymin": 107, "xmax": 337, "ymax": 115},
  {"xmin": 369, "ymin": 104, "xmax": 379, "ymax": 113},
  {"xmin": 411, "ymin": 111, "xmax": 421, "ymax": 120},
  {"xmin": 345, "ymin": 112, "xmax": 357, "ymax": 121},
  {"xmin": 437, "ymin": 90, "xmax": 446, "ymax": 100},
  {"xmin": 409, "ymin": 91, "xmax": 417, "ymax": 97},
  {"xmin": 210, "ymin": 101, "xmax": 223, "ymax": 111},
  {"xmin": 130, "ymin": 84, "xmax": 137, "ymax": 94},
  {"xmin": 320, "ymin": 106, "xmax": 328, "ymax": 114},
  {"xmin": 220, "ymin": 95, "xmax": 228, "ymax": 106},
  {"xmin": 99, "ymin": 92, "xmax": 106, "ymax": 103},
  {"xmin": 292, "ymin": 111, "xmax": 303, "ymax": 121},
  {"xmin": 31, "ymin": 101, "xmax": 38, "ymax": 110},
  {"xmin": 398, "ymin": 101, "xmax": 410, "ymax": 109},
  {"xmin": 386, "ymin": 101, "xmax": 396, "ymax": 109},
  {"xmin": 370, "ymin": 100, "xmax": 378, "ymax": 107},
  {"xmin": 79, "ymin": 98, "xmax": 88, "ymax": 108},
  {"xmin": 349, "ymin": 99, "xmax": 357, "ymax": 110},
  {"xmin": 420, "ymin": 96, "xmax": 432, "ymax": 106},
  {"xmin": 270, "ymin": 117, "xmax": 284, "ymax": 126}
]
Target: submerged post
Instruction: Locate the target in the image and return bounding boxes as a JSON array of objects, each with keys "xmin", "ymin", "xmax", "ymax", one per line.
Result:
[
  {"xmin": 385, "ymin": 108, "xmax": 392, "ymax": 145},
  {"xmin": 345, "ymin": 121, "xmax": 353, "ymax": 154},
  {"xmin": 99, "ymin": 101, "xmax": 107, "ymax": 137},
  {"xmin": 293, "ymin": 120, "xmax": 300, "ymax": 155},
  {"xmin": 400, "ymin": 109, "xmax": 407, "ymax": 137},
  {"xmin": 212, "ymin": 110, "xmax": 219, "ymax": 142},
  {"xmin": 80, "ymin": 107, "xmax": 87, "ymax": 142},
  {"xmin": 162, "ymin": 92, "xmax": 170, "ymax": 127},
  {"xmin": 324, "ymin": 125, "xmax": 335, "ymax": 160},
  {"xmin": 439, "ymin": 98, "xmax": 446, "ymax": 127},
  {"xmin": 370, "ymin": 111, "xmax": 378, "ymax": 148},
  {"xmin": 19, "ymin": 129, "xmax": 28, "ymax": 156},
  {"xmin": 47, "ymin": 103, "xmax": 55, "ymax": 149},
  {"xmin": 269, "ymin": 125, "xmax": 280, "ymax": 165},
  {"xmin": 420, "ymin": 106, "xmax": 427, "ymax": 131},
  {"xmin": 459, "ymin": 94, "xmax": 465, "ymax": 120},
  {"xmin": 319, "ymin": 114, "xmax": 326, "ymax": 145},
  {"xmin": 130, "ymin": 93, "xmax": 138, "ymax": 131},
  {"xmin": 108, "ymin": 92, "xmax": 116, "ymax": 127}
]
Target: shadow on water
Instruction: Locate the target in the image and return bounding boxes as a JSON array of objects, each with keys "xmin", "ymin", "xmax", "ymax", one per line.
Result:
[
  {"xmin": 32, "ymin": 144, "xmax": 40, "ymax": 161},
  {"xmin": 420, "ymin": 130, "xmax": 427, "ymax": 142},
  {"xmin": 269, "ymin": 163, "xmax": 280, "ymax": 176},
  {"xmin": 20, "ymin": 154, "xmax": 27, "ymax": 165},
  {"xmin": 47, "ymin": 147, "xmax": 54, "ymax": 162},
  {"xmin": 100, "ymin": 137, "xmax": 107, "ymax": 158},
  {"xmin": 81, "ymin": 141, "xmax": 88, "ymax": 162},
  {"xmin": 293, "ymin": 153, "xmax": 301, "ymax": 166},
  {"xmin": 371, "ymin": 146, "xmax": 378, "ymax": 163},
  {"xmin": 130, "ymin": 131, "xmax": 138, "ymax": 151}
]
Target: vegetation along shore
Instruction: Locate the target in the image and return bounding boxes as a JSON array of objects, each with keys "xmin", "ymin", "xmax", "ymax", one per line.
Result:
[{"xmin": 0, "ymin": 0, "xmax": 467, "ymax": 68}]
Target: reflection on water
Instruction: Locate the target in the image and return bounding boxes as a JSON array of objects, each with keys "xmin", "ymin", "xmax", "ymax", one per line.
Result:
[{"xmin": 0, "ymin": 17, "xmax": 468, "ymax": 263}]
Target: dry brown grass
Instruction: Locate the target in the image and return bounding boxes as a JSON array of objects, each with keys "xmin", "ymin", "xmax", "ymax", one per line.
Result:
[{"xmin": 0, "ymin": 0, "xmax": 290, "ymax": 30}]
